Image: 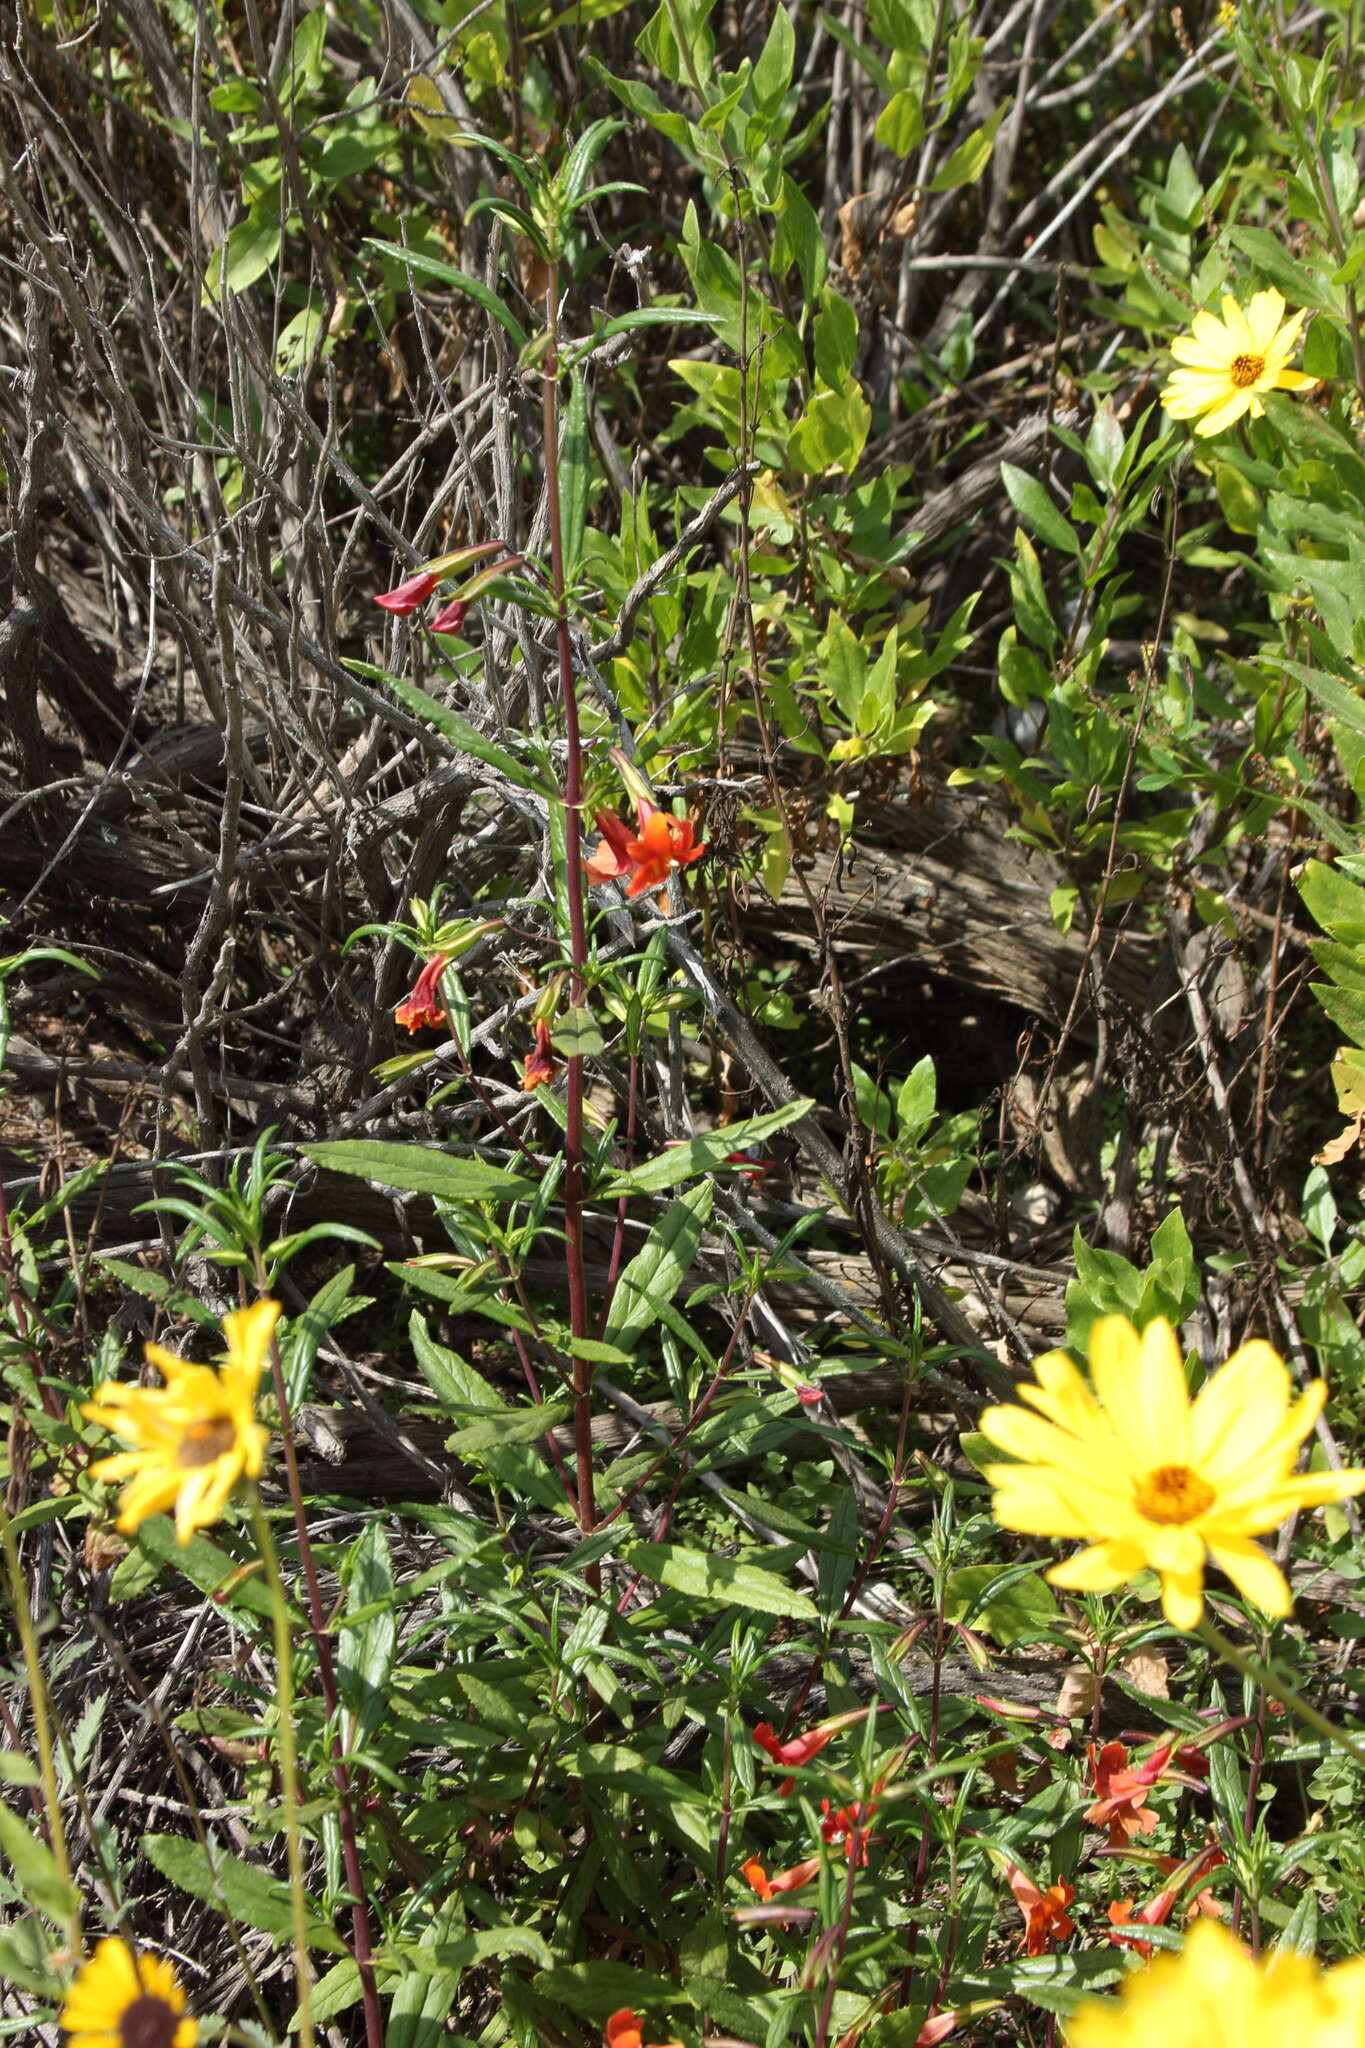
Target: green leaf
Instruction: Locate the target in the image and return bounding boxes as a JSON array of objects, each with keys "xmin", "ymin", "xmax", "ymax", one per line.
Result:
[
  {"xmin": 786, "ymin": 381, "xmax": 871, "ymax": 476},
  {"xmin": 351, "ymin": 667, "xmax": 546, "ymax": 791},
  {"xmin": 928, "ymin": 101, "xmax": 1010, "ymax": 191},
  {"xmin": 122, "ymin": 1517, "xmax": 291, "ymax": 1623},
  {"xmin": 1214, "ymin": 460, "xmax": 1261, "ymax": 535},
  {"xmin": 534, "ymin": 1959, "xmax": 690, "ymax": 2016},
  {"xmin": 560, "ymin": 370, "xmax": 590, "ymax": 588},
  {"xmin": 209, "ymin": 213, "xmax": 281, "ymax": 301},
  {"xmin": 751, "ymin": 5, "xmax": 794, "ymax": 112},
  {"xmin": 366, "ymin": 239, "xmax": 530, "ymax": 347},
  {"xmin": 409, "ymin": 1315, "xmax": 566, "ymax": 1510},
  {"xmin": 302, "ymin": 1141, "xmax": 535, "ymax": 1204},
  {"xmin": 1001, "ymin": 462, "xmax": 1081, "ymax": 556},
  {"xmin": 601, "ymin": 1099, "xmax": 814, "ymax": 1194},
  {"xmin": 604, "ymin": 1181, "xmax": 713, "ymax": 1350},
  {"xmin": 142, "ymin": 1835, "xmax": 347, "ymax": 1953},
  {"xmin": 0, "ymin": 1802, "xmax": 80, "ymax": 1923},
  {"xmin": 624, "ymin": 1542, "xmax": 818, "ymax": 1618},
  {"xmin": 944, "ymin": 1562, "xmax": 1059, "ymax": 1644},
  {"xmin": 875, "ymin": 87, "xmax": 924, "ymax": 155}
]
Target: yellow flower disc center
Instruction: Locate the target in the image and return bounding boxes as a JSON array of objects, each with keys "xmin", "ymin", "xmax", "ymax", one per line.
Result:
[
  {"xmin": 176, "ymin": 1417, "xmax": 236, "ymax": 1469},
  {"xmin": 1133, "ymin": 1463, "xmax": 1216, "ymax": 1525},
  {"xmin": 1229, "ymin": 352, "xmax": 1265, "ymax": 389},
  {"xmin": 119, "ymin": 1991, "xmax": 180, "ymax": 2048}
]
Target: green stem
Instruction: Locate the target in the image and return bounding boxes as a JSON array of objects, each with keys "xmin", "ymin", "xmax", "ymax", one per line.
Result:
[
  {"xmin": 251, "ymin": 1491, "xmax": 315, "ymax": 2048},
  {"xmin": 1197, "ymin": 1613, "xmax": 1365, "ymax": 1771},
  {"xmin": 0, "ymin": 1498, "xmax": 80, "ymax": 1954},
  {"xmin": 541, "ymin": 261, "xmax": 599, "ymax": 1583}
]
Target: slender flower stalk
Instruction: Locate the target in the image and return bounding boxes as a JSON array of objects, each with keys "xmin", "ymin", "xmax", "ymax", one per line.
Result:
[
  {"xmin": 0, "ymin": 1499, "xmax": 79, "ymax": 1955},
  {"xmin": 541, "ymin": 260, "xmax": 598, "ymax": 1580},
  {"xmin": 251, "ymin": 1494, "xmax": 314, "ymax": 2048}
]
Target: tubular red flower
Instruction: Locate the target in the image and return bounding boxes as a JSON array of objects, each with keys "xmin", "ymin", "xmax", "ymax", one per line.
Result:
[
  {"xmin": 394, "ymin": 953, "xmax": 450, "ymax": 1034},
  {"xmin": 754, "ymin": 1720, "xmax": 837, "ymax": 1794},
  {"xmin": 521, "ymin": 1018, "xmax": 560, "ymax": 1092},
  {"xmin": 820, "ymin": 1795, "xmax": 879, "ymax": 1866},
  {"xmin": 1084, "ymin": 1739, "xmax": 1173, "ymax": 1846},
  {"xmin": 742, "ymin": 1853, "xmax": 822, "ymax": 1900},
  {"xmin": 621, "ymin": 802, "xmax": 706, "ymax": 897},
  {"xmin": 604, "ymin": 2012, "xmax": 682, "ymax": 2048},
  {"xmin": 584, "ymin": 809, "xmax": 637, "ymax": 885},
  {"xmin": 430, "ymin": 598, "xmax": 469, "ymax": 635},
  {"xmin": 1006, "ymin": 1864, "xmax": 1075, "ymax": 1956},
  {"xmin": 375, "ymin": 569, "xmax": 441, "ymax": 615}
]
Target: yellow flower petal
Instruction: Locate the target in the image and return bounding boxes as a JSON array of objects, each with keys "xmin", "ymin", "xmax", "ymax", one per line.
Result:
[
  {"xmin": 1206, "ymin": 1537, "xmax": 1292, "ymax": 1617},
  {"xmin": 1090, "ymin": 1315, "xmax": 1188, "ymax": 1469},
  {"xmin": 1193, "ymin": 388, "xmax": 1257, "ymax": 437}
]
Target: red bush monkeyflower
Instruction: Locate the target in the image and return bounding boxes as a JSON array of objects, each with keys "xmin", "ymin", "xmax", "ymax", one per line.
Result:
[
  {"xmin": 820, "ymin": 1795, "xmax": 879, "ymax": 1867},
  {"xmin": 623, "ymin": 803, "xmax": 706, "ymax": 896},
  {"xmin": 375, "ymin": 569, "xmax": 441, "ymax": 615},
  {"xmin": 1006, "ymin": 1864, "xmax": 1075, "ymax": 1956},
  {"xmin": 584, "ymin": 802, "xmax": 706, "ymax": 897},
  {"xmin": 584, "ymin": 809, "xmax": 636, "ymax": 885},
  {"xmin": 430, "ymin": 598, "xmax": 469, "ymax": 634},
  {"xmin": 753, "ymin": 1720, "xmax": 836, "ymax": 1794},
  {"xmin": 1106, "ymin": 1891, "xmax": 1175, "ymax": 1959},
  {"xmin": 1085, "ymin": 1738, "xmax": 1174, "ymax": 1846},
  {"xmin": 741, "ymin": 1853, "xmax": 822, "ymax": 1900},
  {"xmin": 1155, "ymin": 1844, "xmax": 1226, "ymax": 1922},
  {"xmin": 394, "ymin": 953, "xmax": 450, "ymax": 1033},
  {"xmin": 604, "ymin": 2012, "xmax": 683, "ymax": 2048},
  {"xmin": 521, "ymin": 1017, "xmax": 560, "ymax": 1092}
]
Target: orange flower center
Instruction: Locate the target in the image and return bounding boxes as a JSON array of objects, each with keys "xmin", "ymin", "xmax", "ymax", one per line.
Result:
[
  {"xmin": 1229, "ymin": 352, "xmax": 1265, "ymax": 388},
  {"xmin": 120, "ymin": 1992, "xmax": 180, "ymax": 2048},
  {"xmin": 176, "ymin": 1417, "xmax": 236, "ymax": 1469},
  {"xmin": 1133, "ymin": 1463, "xmax": 1216, "ymax": 1525}
]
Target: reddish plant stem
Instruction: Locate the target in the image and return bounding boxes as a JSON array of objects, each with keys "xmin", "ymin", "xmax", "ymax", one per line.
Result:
[
  {"xmin": 258, "ymin": 1303, "xmax": 384, "ymax": 2048},
  {"xmin": 596, "ymin": 1048, "xmax": 641, "ymax": 1339},
  {"xmin": 540, "ymin": 268, "xmax": 598, "ymax": 1579}
]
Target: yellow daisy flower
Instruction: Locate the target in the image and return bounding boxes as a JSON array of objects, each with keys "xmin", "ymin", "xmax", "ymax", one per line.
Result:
[
  {"xmin": 60, "ymin": 1935, "xmax": 198, "ymax": 2048},
  {"xmin": 1065, "ymin": 1916, "xmax": 1365, "ymax": 2048},
  {"xmin": 1160, "ymin": 288, "xmax": 1317, "ymax": 437},
  {"xmin": 83, "ymin": 1300, "xmax": 278, "ymax": 1545},
  {"xmin": 978, "ymin": 1314, "xmax": 1365, "ymax": 1630}
]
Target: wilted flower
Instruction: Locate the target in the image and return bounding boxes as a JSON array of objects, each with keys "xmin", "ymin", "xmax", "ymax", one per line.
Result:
[
  {"xmin": 84, "ymin": 1302, "xmax": 278, "ymax": 1545},
  {"xmin": 978, "ymin": 1315, "xmax": 1365, "ymax": 1630},
  {"xmin": 394, "ymin": 953, "xmax": 450, "ymax": 1034},
  {"xmin": 1160, "ymin": 289, "xmax": 1316, "ymax": 437},
  {"xmin": 61, "ymin": 1937, "xmax": 197, "ymax": 2048}
]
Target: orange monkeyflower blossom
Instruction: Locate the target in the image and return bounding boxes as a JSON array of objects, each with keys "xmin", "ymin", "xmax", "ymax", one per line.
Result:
[
  {"xmin": 394, "ymin": 953, "xmax": 450, "ymax": 1033},
  {"xmin": 1006, "ymin": 1863, "xmax": 1075, "ymax": 1956},
  {"xmin": 1085, "ymin": 1739, "xmax": 1175, "ymax": 1845},
  {"xmin": 820, "ymin": 1795, "xmax": 879, "ymax": 1867},
  {"xmin": 584, "ymin": 802, "xmax": 706, "ymax": 898},
  {"xmin": 521, "ymin": 1018, "xmax": 560, "ymax": 1091},
  {"xmin": 741, "ymin": 1853, "xmax": 822, "ymax": 1900},
  {"xmin": 604, "ymin": 2012, "xmax": 683, "ymax": 2048},
  {"xmin": 753, "ymin": 1719, "xmax": 837, "ymax": 1793}
]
